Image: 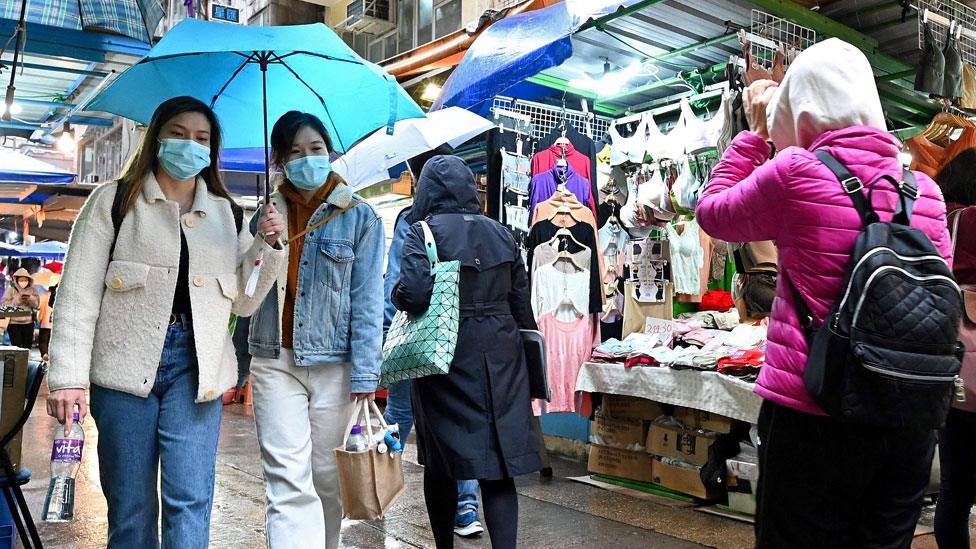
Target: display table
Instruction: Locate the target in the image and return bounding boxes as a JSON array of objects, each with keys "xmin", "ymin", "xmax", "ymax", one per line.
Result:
[{"xmin": 575, "ymin": 362, "xmax": 763, "ymax": 423}]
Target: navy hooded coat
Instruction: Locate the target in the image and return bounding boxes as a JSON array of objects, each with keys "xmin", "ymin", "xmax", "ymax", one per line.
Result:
[{"xmin": 392, "ymin": 155, "xmax": 542, "ymax": 480}]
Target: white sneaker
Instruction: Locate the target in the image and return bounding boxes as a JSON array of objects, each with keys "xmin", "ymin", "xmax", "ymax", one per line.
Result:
[{"xmin": 453, "ymin": 510, "xmax": 484, "ymax": 538}]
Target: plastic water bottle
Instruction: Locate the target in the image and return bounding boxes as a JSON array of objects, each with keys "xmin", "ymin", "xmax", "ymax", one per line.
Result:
[
  {"xmin": 345, "ymin": 424, "xmax": 369, "ymax": 452},
  {"xmin": 42, "ymin": 411, "xmax": 85, "ymax": 522}
]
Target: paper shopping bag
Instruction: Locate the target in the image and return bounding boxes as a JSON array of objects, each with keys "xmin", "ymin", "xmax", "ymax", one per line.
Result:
[{"xmin": 334, "ymin": 400, "xmax": 405, "ymax": 520}]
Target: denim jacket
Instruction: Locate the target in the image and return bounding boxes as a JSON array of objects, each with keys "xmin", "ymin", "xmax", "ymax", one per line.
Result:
[
  {"xmin": 383, "ymin": 206, "xmax": 412, "ymax": 334},
  {"xmin": 248, "ymin": 181, "xmax": 385, "ymax": 393}
]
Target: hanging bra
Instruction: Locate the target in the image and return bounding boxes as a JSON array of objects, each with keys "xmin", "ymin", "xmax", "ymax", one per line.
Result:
[
  {"xmin": 643, "ymin": 112, "xmax": 671, "ymax": 162},
  {"xmin": 676, "ymin": 98, "xmax": 714, "ymax": 154},
  {"xmin": 704, "ymin": 95, "xmax": 726, "ymax": 150},
  {"xmin": 915, "ymin": 22, "xmax": 946, "ymax": 97},
  {"xmin": 609, "ymin": 116, "xmax": 650, "ymax": 165}
]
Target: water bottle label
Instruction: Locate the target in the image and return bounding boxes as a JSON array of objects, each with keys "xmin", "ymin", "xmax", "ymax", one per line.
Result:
[{"xmin": 51, "ymin": 439, "xmax": 83, "ymax": 462}]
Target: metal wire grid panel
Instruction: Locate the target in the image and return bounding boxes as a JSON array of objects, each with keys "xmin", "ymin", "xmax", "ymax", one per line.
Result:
[
  {"xmin": 748, "ymin": 10, "xmax": 817, "ymax": 65},
  {"xmin": 916, "ymin": 0, "xmax": 976, "ymax": 67},
  {"xmin": 491, "ymin": 97, "xmax": 613, "ymax": 141}
]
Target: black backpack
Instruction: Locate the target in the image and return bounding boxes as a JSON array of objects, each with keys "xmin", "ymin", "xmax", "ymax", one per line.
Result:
[
  {"xmin": 795, "ymin": 151, "xmax": 964, "ymax": 430},
  {"xmin": 109, "ymin": 179, "xmax": 243, "ymax": 258}
]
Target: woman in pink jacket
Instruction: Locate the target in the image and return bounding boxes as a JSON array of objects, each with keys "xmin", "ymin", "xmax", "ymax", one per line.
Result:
[{"xmin": 697, "ymin": 38, "xmax": 953, "ymax": 548}]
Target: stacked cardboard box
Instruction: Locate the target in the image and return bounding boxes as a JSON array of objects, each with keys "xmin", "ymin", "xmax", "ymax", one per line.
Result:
[{"xmin": 587, "ymin": 395, "xmax": 664, "ymax": 482}]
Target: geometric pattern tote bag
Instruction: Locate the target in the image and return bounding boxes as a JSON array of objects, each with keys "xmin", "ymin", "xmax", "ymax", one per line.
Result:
[{"xmin": 381, "ymin": 220, "xmax": 460, "ymax": 388}]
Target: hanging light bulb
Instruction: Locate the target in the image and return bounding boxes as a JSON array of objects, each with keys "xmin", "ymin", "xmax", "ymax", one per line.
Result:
[
  {"xmin": 420, "ymin": 82, "xmax": 441, "ymax": 103},
  {"xmin": 57, "ymin": 121, "xmax": 76, "ymax": 153},
  {"xmin": 0, "ymin": 102, "xmax": 22, "ymax": 116}
]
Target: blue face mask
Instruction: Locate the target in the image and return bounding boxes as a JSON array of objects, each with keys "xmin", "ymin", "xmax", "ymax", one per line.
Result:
[
  {"xmin": 157, "ymin": 138, "xmax": 211, "ymax": 181},
  {"xmin": 285, "ymin": 155, "xmax": 333, "ymax": 190}
]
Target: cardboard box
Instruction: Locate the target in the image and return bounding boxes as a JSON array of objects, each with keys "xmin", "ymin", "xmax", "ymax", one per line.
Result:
[
  {"xmin": 651, "ymin": 458, "xmax": 724, "ymax": 500},
  {"xmin": 673, "ymin": 407, "xmax": 735, "ymax": 434},
  {"xmin": 647, "ymin": 421, "xmax": 717, "ymax": 466},
  {"xmin": 590, "ymin": 416, "xmax": 649, "ymax": 451},
  {"xmin": 587, "ymin": 444, "xmax": 656, "ymax": 484},
  {"xmin": 600, "ymin": 395, "xmax": 665, "ymax": 421},
  {"xmin": 0, "ymin": 347, "xmax": 28, "ymax": 470}
]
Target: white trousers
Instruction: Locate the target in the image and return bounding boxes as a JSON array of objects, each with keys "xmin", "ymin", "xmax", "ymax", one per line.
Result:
[{"xmin": 251, "ymin": 351, "xmax": 355, "ymax": 549}]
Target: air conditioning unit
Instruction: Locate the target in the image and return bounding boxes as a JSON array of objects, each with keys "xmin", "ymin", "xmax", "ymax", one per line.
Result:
[{"xmin": 339, "ymin": 0, "xmax": 396, "ymax": 35}]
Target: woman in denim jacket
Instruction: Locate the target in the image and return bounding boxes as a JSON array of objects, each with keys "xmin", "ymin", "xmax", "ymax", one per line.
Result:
[{"xmin": 247, "ymin": 111, "xmax": 385, "ymax": 549}]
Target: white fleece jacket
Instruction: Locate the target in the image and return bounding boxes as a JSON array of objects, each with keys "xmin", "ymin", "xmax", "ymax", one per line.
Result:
[{"xmin": 48, "ymin": 174, "xmax": 285, "ymax": 402}]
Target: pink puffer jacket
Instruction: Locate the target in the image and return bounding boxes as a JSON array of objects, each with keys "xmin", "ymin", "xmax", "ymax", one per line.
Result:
[{"xmin": 698, "ymin": 126, "xmax": 953, "ymax": 415}]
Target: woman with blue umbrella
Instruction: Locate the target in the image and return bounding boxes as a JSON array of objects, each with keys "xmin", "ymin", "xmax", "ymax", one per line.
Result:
[
  {"xmin": 246, "ymin": 111, "xmax": 385, "ymax": 548},
  {"xmin": 46, "ymin": 96, "xmax": 286, "ymax": 547}
]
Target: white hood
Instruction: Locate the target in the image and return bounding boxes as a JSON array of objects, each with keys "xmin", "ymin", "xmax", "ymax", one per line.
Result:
[{"xmin": 767, "ymin": 38, "xmax": 886, "ymax": 150}]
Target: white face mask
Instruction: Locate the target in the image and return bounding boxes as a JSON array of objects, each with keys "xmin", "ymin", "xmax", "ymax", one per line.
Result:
[{"xmin": 17, "ymin": 280, "xmax": 28, "ymax": 289}]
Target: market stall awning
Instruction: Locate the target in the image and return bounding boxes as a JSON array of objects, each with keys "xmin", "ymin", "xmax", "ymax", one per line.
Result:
[
  {"xmin": 432, "ymin": 0, "xmax": 644, "ymax": 114},
  {"xmin": 0, "ymin": 149, "xmax": 74, "ymax": 184}
]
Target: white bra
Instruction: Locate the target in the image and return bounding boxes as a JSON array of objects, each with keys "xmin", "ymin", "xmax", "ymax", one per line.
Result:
[
  {"xmin": 674, "ymin": 98, "xmax": 713, "ymax": 154},
  {"xmin": 609, "ymin": 116, "xmax": 650, "ymax": 165}
]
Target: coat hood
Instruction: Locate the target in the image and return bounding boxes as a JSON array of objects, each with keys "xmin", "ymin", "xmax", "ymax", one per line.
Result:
[
  {"xmin": 12, "ymin": 268, "xmax": 32, "ymax": 283},
  {"xmin": 767, "ymin": 38, "xmax": 886, "ymax": 150},
  {"xmin": 407, "ymin": 155, "xmax": 481, "ymax": 223}
]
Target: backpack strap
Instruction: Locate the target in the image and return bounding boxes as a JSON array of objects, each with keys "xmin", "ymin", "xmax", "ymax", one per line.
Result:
[{"xmin": 814, "ymin": 150, "xmax": 877, "ymax": 225}]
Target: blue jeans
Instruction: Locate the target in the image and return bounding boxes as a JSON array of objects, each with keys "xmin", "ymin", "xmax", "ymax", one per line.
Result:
[
  {"xmin": 457, "ymin": 479, "xmax": 479, "ymax": 514},
  {"xmin": 90, "ymin": 324, "xmax": 222, "ymax": 549},
  {"xmin": 383, "ymin": 379, "xmax": 414, "ymax": 443},
  {"xmin": 383, "ymin": 380, "xmax": 479, "ymax": 517}
]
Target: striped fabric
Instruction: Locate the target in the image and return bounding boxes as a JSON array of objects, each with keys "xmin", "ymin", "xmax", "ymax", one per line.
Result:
[{"xmin": 0, "ymin": 0, "xmax": 162, "ymax": 43}]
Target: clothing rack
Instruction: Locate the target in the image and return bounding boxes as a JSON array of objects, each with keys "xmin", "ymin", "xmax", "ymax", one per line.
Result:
[
  {"xmin": 916, "ymin": 1, "xmax": 976, "ymax": 67},
  {"xmin": 491, "ymin": 96, "xmax": 613, "ymax": 142},
  {"xmin": 742, "ymin": 10, "xmax": 816, "ymax": 66}
]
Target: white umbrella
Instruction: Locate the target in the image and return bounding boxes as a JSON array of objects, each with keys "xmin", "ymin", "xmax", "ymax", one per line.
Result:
[{"xmin": 334, "ymin": 107, "xmax": 494, "ymax": 191}]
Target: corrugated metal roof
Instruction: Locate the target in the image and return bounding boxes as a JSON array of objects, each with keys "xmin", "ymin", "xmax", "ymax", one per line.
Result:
[{"xmin": 529, "ymin": 0, "xmax": 938, "ymax": 127}]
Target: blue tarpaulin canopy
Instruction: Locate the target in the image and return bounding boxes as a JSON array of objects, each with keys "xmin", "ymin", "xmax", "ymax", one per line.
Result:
[
  {"xmin": 0, "ymin": 149, "xmax": 74, "ymax": 184},
  {"xmin": 0, "ymin": 240, "xmax": 68, "ymax": 259},
  {"xmin": 432, "ymin": 0, "xmax": 640, "ymax": 114}
]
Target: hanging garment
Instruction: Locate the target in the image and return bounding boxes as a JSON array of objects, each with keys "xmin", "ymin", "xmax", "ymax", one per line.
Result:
[
  {"xmin": 962, "ymin": 64, "xmax": 976, "ymax": 110},
  {"xmin": 528, "ymin": 164, "xmax": 594, "ymax": 219},
  {"xmin": 676, "ymin": 228, "xmax": 713, "ymax": 303},
  {"xmin": 942, "ymin": 126, "xmax": 976, "ymax": 167},
  {"xmin": 717, "ymin": 89, "xmax": 749, "ymax": 155},
  {"xmin": 501, "ymin": 150, "xmax": 531, "ymax": 194},
  {"xmin": 667, "ymin": 220, "xmax": 705, "ymax": 295},
  {"xmin": 608, "ymin": 115, "xmax": 650, "ymax": 165},
  {"xmin": 943, "ymin": 27, "xmax": 964, "ymax": 101},
  {"xmin": 643, "ymin": 111, "xmax": 672, "ymax": 162},
  {"xmin": 676, "ymin": 98, "xmax": 714, "ymax": 154},
  {"xmin": 622, "ymin": 280, "xmax": 673, "ymax": 338},
  {"xmin": 486, "ymin": 127, "xmax": 536, "ymax": 222},
  {"xmin": 595, "ymin": 144, "xmax": 612, "ymax": 190},
  {"xmin": 704, "ymin": 95, "xmax": 726, "ymax": 150},
  {"xmin": 634, "ymin": 164, "xmax": 676, "ymax": 223},
  {"xmin": 906, "ymin": 132, "xmax": 945, "ymax": 179},
  {"xmin": 915, "ymin": 22, "xmax": 946, "ymax": 97},
  {"xmin": 539, "ymin": 124, "xmax": 600, "ymax": 225},
  {"xmin": 530, "ymin": 262, "xmax": 591, "ymax": 320},
  {"xmin": 672, "ymin": 156, "xmax": 700, "ymax": 212},
  {"xmin": 532, "ymin": 191, "xmax": 598, "ymax": 229},
  {"xmin": 531, "ymin": 239, "xmax": 591, "ymax": 275},
  {"xmin": 532, "ymin": 142, "xmax": 592, "ymax": 182},
  {"xmin": 526, "ymin": 220, "xmax": 603, "ymax": 315},
  {"xmin": 598, "ymin": 220, "xmax": 629, "ymax": 279},
  {"xmin": 533, "ymin": 312, "xmax": 600, "ymax": 414}
]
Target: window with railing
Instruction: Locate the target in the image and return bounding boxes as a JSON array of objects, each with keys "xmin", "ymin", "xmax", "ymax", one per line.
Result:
[{"xmin": 363, "ymin": 0, "xmax": 463, "ymax": 62}]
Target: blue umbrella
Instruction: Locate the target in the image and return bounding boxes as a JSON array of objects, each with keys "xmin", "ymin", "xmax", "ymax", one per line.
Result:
[{"xmin": 87, "ymin": 18, "xmax": 424, "ymax": 201}]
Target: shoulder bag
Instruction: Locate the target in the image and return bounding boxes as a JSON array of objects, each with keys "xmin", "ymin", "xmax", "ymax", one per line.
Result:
[{"xmin": 380, "ymin": 221, "xmax": 460, "ymax": 388}]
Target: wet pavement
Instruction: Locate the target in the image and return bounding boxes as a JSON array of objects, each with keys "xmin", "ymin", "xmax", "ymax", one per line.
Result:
[{"xmin": 17, "ymin": 385, "xmax": 959, "ymax": 548}]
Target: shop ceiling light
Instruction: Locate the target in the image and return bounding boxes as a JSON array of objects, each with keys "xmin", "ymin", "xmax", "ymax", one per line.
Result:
[
  {"xmin": 421, "ymin": 82, "xmax": 442, "ymax": 103},
  {"xmin": 56, "ymin": 122, "xmax": 76, "ymax": 154},
  {"xmin": 0, "ymin": 102, "xmax": 22, "ymax": 116},
  {"xmin": 569, "ymin": 60, "xmax": 642, "ymax": 98}
]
